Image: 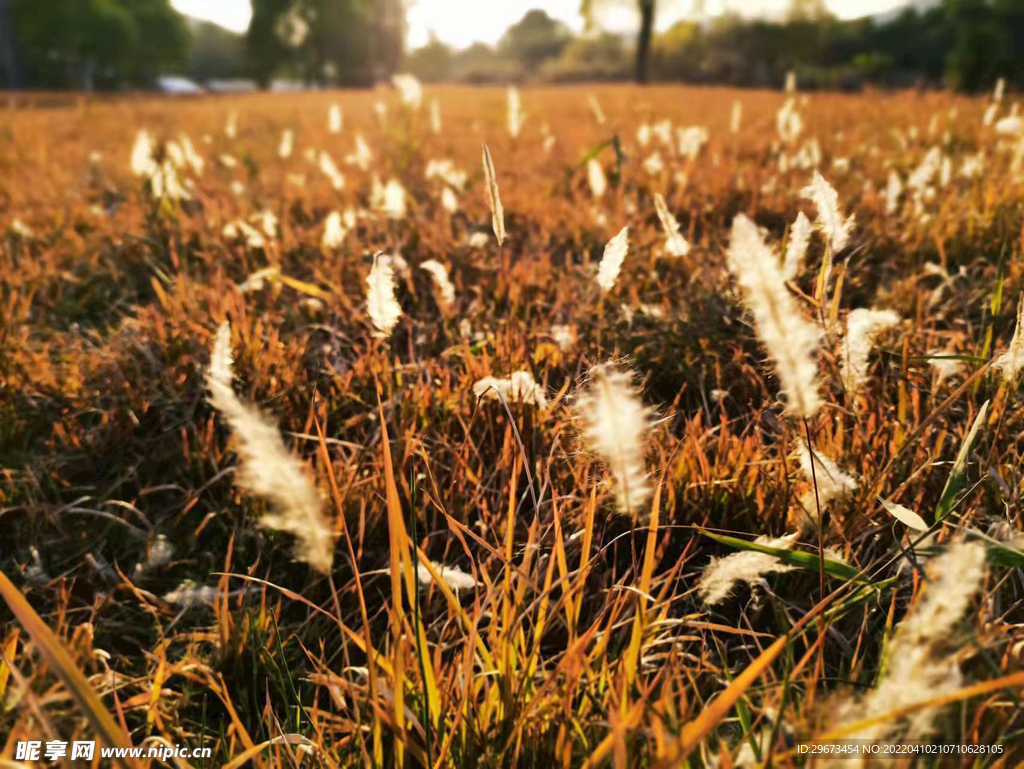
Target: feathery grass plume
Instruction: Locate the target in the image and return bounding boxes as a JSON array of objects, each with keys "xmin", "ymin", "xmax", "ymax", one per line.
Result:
[
  {"xmin": 318, "ymin": 151, "xmax": 345, "ymax": 190},
  {"xmin": 993, "ymin": 293, "xmax": 1024, "ymax": 382},
  {"xmin": 653, "ymin": 193, "xmax": 690, "ymax": 257},
  {"xmin": 179, "ymin": 135, "xmax": 204, "ymax": 175},
  {"xmin": 730, "ymin": 99, "xmax": 742, "ymax": 133},
  {"xmin": 507, "ymin": 86, "xmax": 524, "ymax": 138},
  {"xmin": 782, "ymin": 211, "xmax": 811, "ymax": 280},
  {"xmin": 587, "ymin": 158, "xmax": 607, "ymax": 200},
  {"xmin": 983, "ymin": 101, "xmax": 999, "ymax": 127},
  {"xmin": 636, "ymin": 123, "xmax": 651, "ymax": 147},
  {"xmin": 441, "ymin": 187, "xmax": 459, "ymax": 213},
  {"xmin": 994, "ymin": 76, "xmax": 1006, "ymax": 103},
  {"xmin": 776, "ymin": 98, "xmax": 803, "ymax": 144},
  {"xmin": 698, "ymin": 533, "xmax": 799, "ymax": 605},
  {"xmin": 928, "ymin": 351, "xmax": 964, "ymax": 383},
  {"xmin": 366, "ymin": 253, "xmax": 402, "ymax": 338},
  {"xmin": 381, "ymin": 179, "xmax": 407, "ymax": 220},
  {"xmin": 206, "ymin": 323, "xmax": 334, "ymax": 573},
  {"xmin": 596, "ymin": 226, "xmax": 629, "ymax": 292},
  {"xmin": 425, "ymin": 159, "xmax": 467, "ymax": 190},
  {"xmin": 223, "ymin": 219, "xmax": 267, "ymax": 249},
  {"xmin": 801, "ymin": 170, "xmax": 855, "ymax": 253},
  {"xmin": 885, "ymin": 169, "xmax": 903, "ymax": 215},
  {"xmin": 677, "ymin": 126, "xmax": 708, "ymax": 160},
  {"xmin": 473, "ymin": 371, "xmax": 547, "ymax": 407},
  {"xmin": 416, "ymin": 561, "xmax": 477, "ymax": 592},
  {"xmin": 237, "ymin": 266, "xmax": 279, "ymax": 293},
  {"xmin": 429, "ymin": 97, "xmax": 442, "ymax": 134},
  {"xmin": 392, "ymin": 73, "xmax": 423, "ymax": 110},
  {"xmin": 130, "ymin": 129, "xmax": 156, "ymax": 177},
  {"xmin": 225, "ymin": 110, "xmax": 238, "ymax": 139},
  {"xmin": 996, "ymin": 115, "xmax": 1023, "ymax": 136},
  {"xmin": 877, "ymin": 497, "xmax": 929, "ymax": 532},
  {"xmin": 785, "ymin": 70, "xmax": 797, "ymax": 93},
  {"xmin": 573, "ymin": 363, "xmax": 652, "ymax": 517},
  {"xmin": 321, "ymin": 211, "xmax": 346, "ymax": 249},
  {"xmin": 908, "ymin": 146, "xmax": 941, "ymax": 193},
  {"xmin": 726, "ymin": 214, "xmax": 822, "ymax": 417},
  {"xmin": 841, "ymin": 308, "xmax": 900, "ymax": 394},
  {"xmin": 328, "ymin": 103, "xmax": 342, "ymax": 134},
  {"xmin": 346, "ymin": 134, "xmax": 372, "ymax": 171},
  {"xmin": 420, "ymin": 259, "xmax": 455, "ymax": 307},
  {"xmin": 643, "ymin": 152, "xmax": 665, "ymax": 175},
  {"xmin": 149, "ymin": 161, "xmax": 191, "ymax": 201},
  {"xmin": 482, "ymin": 144, "xmax": 505, "ymax": 245},
  {"xmin": 830, "ymin": 542, "xmax": 986, "ymax": 743},
  {"xmin": 588, "ymin": 93, "xmax": 606, "ymax": 125},
  {"xmin": 796, "ymin": 441, "xmax": 857, "ymax": 510}
]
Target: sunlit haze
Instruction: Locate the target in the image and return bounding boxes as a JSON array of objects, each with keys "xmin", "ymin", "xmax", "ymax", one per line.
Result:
[{"xmin": 171, "ymin": 0, "xmax": 913, "ymax": 48}]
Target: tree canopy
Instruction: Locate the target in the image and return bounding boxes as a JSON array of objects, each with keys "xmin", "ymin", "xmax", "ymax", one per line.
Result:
[{"xmin": 7, "ymin": 0, "xmax": 187, "ymax": 88}]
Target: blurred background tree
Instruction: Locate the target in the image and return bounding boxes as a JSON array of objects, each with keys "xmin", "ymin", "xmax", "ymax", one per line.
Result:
[
  {"xmin": 498, "ymin": 10, "xmax": 572, "ymax": 76},
  {"xmin": 7, "ymin": 0, "xmax": 187, "ymax": 89},
  {"xmin": 246, "ymin": 0, "xmax": 402, "ymax": 87}
]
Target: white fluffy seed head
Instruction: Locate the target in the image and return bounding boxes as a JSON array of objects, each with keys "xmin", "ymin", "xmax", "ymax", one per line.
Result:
[
  {"xmin": 800, "ymin": 170, "xmax": 854, "ymax": 253},
  {"xmin": 381, "ymin": 179, "xmax": 407, "ymax": 220},
  {"xmin": 833, "ymin": 541, "xmax": 986, "ymax": 741},
  {"xmin": 727, "ymin": 214, "xmax": 822, "ymax": 418},
  {"xmin": 841, "ymin": 308, "xmax": 900, "ymax": 394},
  {"xmin": 596, "ymin": 226, "xmax": 629, "ymax": 292},
  {"xmin": 321, "ymin": 211, "xmax": 346, "ymax": 250},
  {"xmin": 416, "ymin": 561, "xmax": 478, "ymax": 591},
  {"xmin": 885, "ymin": 169, "xmax": 903, "ymax": 215},
  {"xmin": 587, "ymin": 158, "xmax": 607, "ymax": 200},
  {"xmin": 318, "ymin": 151, "xmax": 345, "ymax": 190},
  {"xmin": 993, "ymin": 293, "xmax": 1024, "ymax": 382},
  {"xmin": 366, "ymin": 254, "xmax": 402, "ymax": 337},
  {"xmin": 654, "ymin": 193, "xmax": 689, "ymax": 257},
  {"xmin": 796, "ymin": 441, "xmax": 857, "ymax": 511},
  {"xmin": 392, "ymin": 73, "xmax": 423, "ymax": 110},
  {"xmin": 278, "ymin": 129, "xmax": 294, "ymax": 159},
  {"xmin": 205, "ymin": 322, "xmax": 334, "ymax": 573},
  {"xmin": 507, "ymin": 86, "xmax": 524, "ymax": 138},
  {"xmin": 420, "ymin": 259, "xmax": 455, "ymax": 307},
  {"xmin": 782, "ymin": 211, "xmax": 812, "ymax": 280},
  {"xmin": 328, "ymin": 103, "xmax": 343, "ymax": 134},
  {"xmin": 698, "ymin": 533, "xmax": 799, "ymax": 605},
  {"xmin": 473, "ymin": 370, "xmax": 547, "ymax": 407},
  {"xmin": 574, "ymin": 363, "xmax": 652, "ymax": 518}
]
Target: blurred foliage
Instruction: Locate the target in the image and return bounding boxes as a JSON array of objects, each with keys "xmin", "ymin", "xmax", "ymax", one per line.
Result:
[
  {"xmin": 247, "ymin": 0, "xmax": 402, "ymax": 88},
  {"xmin": 5, "ymin": 0, "xmax": 188, "ymax": 89},
  {"xmin": 400, "ymin": 0, "xmax": 1024, "ymax": 93}
]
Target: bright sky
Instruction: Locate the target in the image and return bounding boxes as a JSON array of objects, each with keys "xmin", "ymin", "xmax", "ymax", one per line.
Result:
[{"xmin": 171, "ymin": 0, "xmax": 912, "ymax": 48}]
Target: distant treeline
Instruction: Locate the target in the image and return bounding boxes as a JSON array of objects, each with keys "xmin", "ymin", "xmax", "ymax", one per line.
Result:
[
  {"xmin": 408, "ymin": 0, "xmax": 1024, "ymax": 92},
  {"xmin": 2, "ymin": 0, "xmax": 1022, "ymax": 92}
]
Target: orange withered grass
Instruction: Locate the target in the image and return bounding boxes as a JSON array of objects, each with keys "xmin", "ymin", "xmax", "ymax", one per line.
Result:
[{"xmin": 1, "ymin": 84, "xmax": 1024, "ymax": 766}]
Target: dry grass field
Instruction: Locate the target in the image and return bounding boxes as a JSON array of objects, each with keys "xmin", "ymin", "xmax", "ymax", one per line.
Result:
[{"xmin": 2, "ymin": 82, "xmax": 1024, "ymax": 766}]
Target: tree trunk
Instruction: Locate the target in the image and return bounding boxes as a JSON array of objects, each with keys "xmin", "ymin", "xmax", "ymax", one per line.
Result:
[{"xmin": 636, "ymin": 0, "xmax": 655, "ymax": 84}]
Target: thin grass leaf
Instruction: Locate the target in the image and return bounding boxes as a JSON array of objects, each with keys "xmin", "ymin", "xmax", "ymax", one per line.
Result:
[{"xmin": 935, "ymin": 400, "xmax": 989, "ymax": 521}]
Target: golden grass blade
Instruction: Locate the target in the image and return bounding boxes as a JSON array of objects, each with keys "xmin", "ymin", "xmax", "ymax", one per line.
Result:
[
  {"xmin": 625, "ymin": 481, "xmax": 661, "ymax": 685},
  {"xmin": 0, "ymin": 628, "xmax": 19, "ymax": 702},
  {"xmin": 0, "ymin": 571, "xmax": 136, "ymax": 769},
  {"xmin": 936, "ymin": 399, "xmax": 989, "ymax": 520},
  {"xmin": 482, "ymin": 144, "xmax": 505, "ymax": 245},
  {"xmin": 377, "ymin": 388, "xmax": 441, "ymax": 736}
]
